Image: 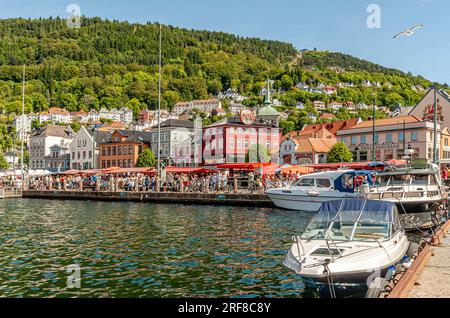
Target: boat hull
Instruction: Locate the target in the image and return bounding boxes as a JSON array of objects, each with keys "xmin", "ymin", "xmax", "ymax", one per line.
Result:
[{"xmin": 265, "ymin": 192, "xmax": 356, "ymax": 212}]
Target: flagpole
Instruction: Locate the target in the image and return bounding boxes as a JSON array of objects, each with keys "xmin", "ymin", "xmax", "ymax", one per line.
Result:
[
  {"xmin": 21, "ymin": 65, "xmax": 25, "ymax": 189},
  {"xmin": 157, "ymin": 24, "xmax": 162, "ymax": 177}
]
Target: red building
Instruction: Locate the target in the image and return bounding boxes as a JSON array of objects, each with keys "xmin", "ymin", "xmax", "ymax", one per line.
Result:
[{"xmin": 202, "ymin": 107, "xmax": 281, "ymax": 164}]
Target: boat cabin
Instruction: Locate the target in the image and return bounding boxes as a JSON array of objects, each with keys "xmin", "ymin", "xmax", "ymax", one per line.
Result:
[
  {"xmin": 292, "ymin": 171, "xmax": 374, "ymax": 193},
  {"xmin": 301, "ymin": 200, "xmax": 402, "ymax": 242}
]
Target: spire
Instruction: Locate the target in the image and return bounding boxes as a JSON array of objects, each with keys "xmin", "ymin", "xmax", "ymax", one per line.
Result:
[{"xmin": 263, "ymin": 76, "xmax": 271, "ymax": 106}]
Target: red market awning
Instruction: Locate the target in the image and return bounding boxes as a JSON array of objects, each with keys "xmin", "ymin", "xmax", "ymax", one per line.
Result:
[
  {"xmin": 80, "ymin": 169, "xmax": 103, "ymax": 175},
  {"xmin": 164, "ymin": 167, "xmax": 215, "ymax": 174},
  {"xmin": 110, "ymin": 167, "xmax": 156, "ymax": 174},
  {"xmin": 62, "ymin": 170, "xmax": 81, "ymax": 175},
  {"xmin": 281, "ymin": 165, "xmax": 315, "ymax": 175},
  {"xmin": 216, "ymin": 162, "xmax": 271, "ymax": 170},
  {"xmin": 261, "ymin": 162, "xmax": 281, "ymax": 176},
  {"xmin": 102, "ymin": 166, "xmax": 121, "ymax": 173}
]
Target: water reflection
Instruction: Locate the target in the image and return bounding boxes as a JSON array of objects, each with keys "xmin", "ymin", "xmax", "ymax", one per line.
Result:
[{"xmin": 0, "ymin": 199, "xmax": 312, "ymax": 298}]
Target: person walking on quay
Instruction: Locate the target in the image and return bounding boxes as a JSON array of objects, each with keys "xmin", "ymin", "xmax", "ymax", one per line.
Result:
[
  {"xmin": 247, "ymin": 171, "xmax": 254, "ymax": 192},
  {"xmin": 156, "ymin": 175, "xmax": 160, "ymax": 193}
]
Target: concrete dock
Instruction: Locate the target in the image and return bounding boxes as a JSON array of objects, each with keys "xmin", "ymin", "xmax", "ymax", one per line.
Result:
[
  {"xmin": 387, "ymin": 220, "xmax": 450, "ymax": 298},
  {"xmin": 406, "ymin": 225, "xmax": 450, "ymax": 298},
  {"xmin": 22, "ymin": 190, "xmax": 275, "ymax": 208}
]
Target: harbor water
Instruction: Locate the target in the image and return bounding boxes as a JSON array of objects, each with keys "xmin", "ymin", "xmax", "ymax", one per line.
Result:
[{"xmin": 0, "ymin": 199, "xmax": 317, "ymax": 298}]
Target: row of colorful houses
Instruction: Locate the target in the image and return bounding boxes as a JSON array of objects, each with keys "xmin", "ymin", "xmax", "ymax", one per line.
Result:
[{"xmin": 280, "ymin": 88, "xmax": 450, "ymax": 166}]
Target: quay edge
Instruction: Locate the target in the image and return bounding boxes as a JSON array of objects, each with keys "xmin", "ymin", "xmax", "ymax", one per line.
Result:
[{"xmin": 22, "ymin": 190, "xmax": 275, "ymax": 208}]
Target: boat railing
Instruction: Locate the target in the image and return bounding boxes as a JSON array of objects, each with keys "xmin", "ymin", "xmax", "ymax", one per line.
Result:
[{"xmin": 325, "ymin": 236, "xmax": 343, "ymax": 262}]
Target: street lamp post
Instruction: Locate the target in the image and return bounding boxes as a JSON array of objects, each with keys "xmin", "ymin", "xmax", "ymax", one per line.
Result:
[{"xmin": 433, "ymin": 85, "xmax": 438, "ymax": 164}]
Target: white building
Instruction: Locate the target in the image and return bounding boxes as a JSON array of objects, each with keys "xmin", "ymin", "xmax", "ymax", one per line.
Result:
[
  {"xmin": 13, "ymin": 114, "xmax": 32, "ymax": 142},
  {"xmin": 98, "ymin": 107, "xmax": 133, "ymax": 124},
  {"xmin": 39, "ymin": 108, "xmax": 72, "ymax": 124},
  {"xmin": 29, "ymin": 125, "xmax": 75, "ymax": 170},
  {"xmin": 88, "ymin": 110, "xmax": 100, "ymax": 122},
  {"xmin": 69, "ymin": 126, "xmax": 110, "ymax": 170},
  {"xmin": 172, "ymin": 99, "xmax": 223, "ymax": 116},
  {"xmin": 149, "ymin": 119, "xmax": 195, "ymax": 165}
]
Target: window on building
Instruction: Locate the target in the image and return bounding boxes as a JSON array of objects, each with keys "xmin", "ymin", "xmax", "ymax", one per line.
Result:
[
  {"xmin": 107, "ymin": 160, "xmax": 111, "ymax": 167},
  {"xmin": 229, "ymin": 138, "xmax": 235, "ymax": 149},
  {"xmin": 112, "ymin": 160, "xmax": 116, "ymax": 167},
  {"xmin": 102, "ymin": 148, "xmax": 106, "ymax": 156},
  {"xmin": 237, "ymin": 139, "xmax": 242, "ymax": 149},
  {"xmin": 411, "ymin": 132, "xmax": 418, "ymax": 141},
  {"xmin": 89, "ymin": 151, "xmax": 92, "ymax": 159},
  {"xmin": 123, "ymin": 146, "xmax": 127, "ymax": 155},
  {"xmin": 128, "ymin": 145, "xmax": 133, "ymax": 154},
  {"xmin": 359, "ymin": 151, "xmax": 368, "ymax": 161},
  {"xmin": 82, "ymin": 151, "xmax": 86, "ymax": 159},
  {"xmin": 386, "ymin": 133, "xmax": 393, "ymax": 143},
  {"xmin": 112, "ymin": 146, "xmax": 117, "ymax": 156},
  {"xmin": 351, "ymin": 136, "xmax": 357, "ymax": 145},
  {"xmin": 374, "ymin": 134, "xmax": 379, "ymax": 144},
  {"xmin": 361, "ymin": 135, "xmax": 367, "ymax": 144},
  {"xmin": 77, "ymin": 152, "xmax": 80, "ymax": 159},
  {"xmin": 72, "ymin": 152, "xmax": 75, "ymax": 160},
  {"xmin": 399, "ymin": 132, "xmax": 405, "ymax": 142},
  {"xmin": 341, "ymin": 137, "xmax": 346, "ymax": 144},
  {"xmin": 107, "ymin": 147, "xmax": 111, "ymax": 156},
  {"xmin": 128, "ymin": 159, "xmax": 132, "ymax": 167},
  {"xmin": 118, "ymin": 146, "xmax": 122, "ymax": 155}
]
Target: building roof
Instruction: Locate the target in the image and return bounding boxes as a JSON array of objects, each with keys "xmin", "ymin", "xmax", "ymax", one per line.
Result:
[
  {"xmin": 31, "ymin": 125, "xmax": 75, "ymax": 138},
  {"xmin": 258, "ymin": 105, "xmax": 280, "ymax": 116},
  {"xmin": 303, "ymin": 118, "xmax": 361, "ymax": 136},
  {"xmin": 293, "ymin": 138, "xmax": 337, "ymax": 154},
  {"xmin": 344, "ymin": 115, "xmax": 421, "ymax": 130},
  {"xmin": 97, "ymin": 122, "xmax": 128, "ymax": 131},
  {"xmin": 157, "ymin": 119, "xmax": 195, "ymax": 129}
]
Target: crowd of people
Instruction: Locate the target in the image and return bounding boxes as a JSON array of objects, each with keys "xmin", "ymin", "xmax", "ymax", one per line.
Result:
[{"xmin": 26, "ymin": 170, "xmax": 301, "ymax": 194}]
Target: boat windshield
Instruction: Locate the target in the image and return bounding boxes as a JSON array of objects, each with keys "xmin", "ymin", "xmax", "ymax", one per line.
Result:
[
  {"xmin": 411, "ymin": 175, "xmax": 429, "ymax": 186},
  {"xmin": 301, "ymin": 200, "xmax": 398, "ymax": 242},
  {"xmin": 293, "ymin": 178, "xmax": 315, "ymax": 187}
]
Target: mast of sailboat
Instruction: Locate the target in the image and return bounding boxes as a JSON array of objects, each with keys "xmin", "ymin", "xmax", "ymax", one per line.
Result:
[
  {"xmin": 157, "ymin": 23, "xmax": 162, "ymax": 177},
  {"xmin": 21, "ymin": 65, "xmax": 25, "ymax": 188}
]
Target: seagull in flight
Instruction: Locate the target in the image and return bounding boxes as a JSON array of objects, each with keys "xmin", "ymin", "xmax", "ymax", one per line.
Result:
[{"xmin": 393, "ymin": 25, "xmax": 424, "ymax": 39}]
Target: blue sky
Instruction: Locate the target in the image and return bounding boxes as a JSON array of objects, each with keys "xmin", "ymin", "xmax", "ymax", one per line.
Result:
[{"xmin": 0, "ymin": 0, "xmax": 447, "ymax": 84}]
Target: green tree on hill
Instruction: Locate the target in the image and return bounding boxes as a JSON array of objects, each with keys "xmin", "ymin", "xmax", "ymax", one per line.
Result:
[{"xmin": 0, "ymin": 153, "xmax": 8, "ymax": 170}]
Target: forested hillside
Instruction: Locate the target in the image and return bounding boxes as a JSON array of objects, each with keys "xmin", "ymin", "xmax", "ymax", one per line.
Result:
[{"xmin": 0, "ymin": 17, "xmax": 444, "ymax": 122}]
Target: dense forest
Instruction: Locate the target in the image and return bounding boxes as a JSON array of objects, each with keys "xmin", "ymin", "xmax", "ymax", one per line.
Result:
[{"xmin": 0, "ymin": 17, "xmax": 445, "ymax": 130}]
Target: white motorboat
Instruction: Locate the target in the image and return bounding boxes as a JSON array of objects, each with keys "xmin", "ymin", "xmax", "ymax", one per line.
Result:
[
  {"xmin": 366, "ymin": 163, "xmax": 447, "ymax": 229},
  {"xmin": 283, "ymin": 199, "xmax": 410, "ymax": 296},
  {"xmin": 366, "ymin": 163, "xmax": 446, "ymax": 213},
  {"xmin": 265, "ymin": 170, "xmax": 374, "ymax": 212}
]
